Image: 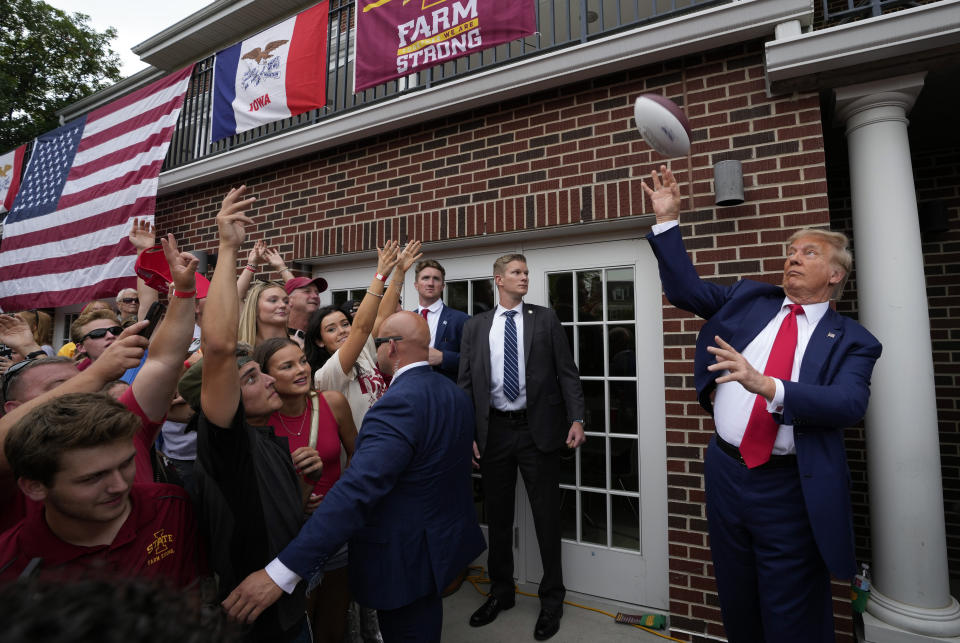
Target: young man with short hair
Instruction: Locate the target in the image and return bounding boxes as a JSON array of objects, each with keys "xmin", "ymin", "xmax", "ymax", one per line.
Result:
[
  {"xmin": 70, "ymin": 309, "xmax": 123, "ymax": 367},
  {"xmin": 413, "ymin": 259, "xmax": 468, "ymax": 381},
  {"xmin": 0, "ymin": 392, "xmax": 203, "ymax": 588}
]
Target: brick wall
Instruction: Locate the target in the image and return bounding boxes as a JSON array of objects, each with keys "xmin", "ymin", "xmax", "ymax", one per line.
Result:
[{"xmin": 156, "ymin": 40, "xmax": 851, "ymax": 641}]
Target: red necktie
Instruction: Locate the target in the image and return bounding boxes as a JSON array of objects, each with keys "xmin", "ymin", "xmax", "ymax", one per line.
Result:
[
  {"xmin": 420, "ymin": 308, "xmax": 429, "ymax": 321},
  {"xmin": 739, "ymin": 304, "xmax": 804, "ymax": 468}
]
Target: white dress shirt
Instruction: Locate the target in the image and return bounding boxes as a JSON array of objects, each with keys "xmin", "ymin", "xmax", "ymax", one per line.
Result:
[
  {"xmin": 488, "ymin": 302, "xmax": 527, "ymax": 411},
  {"xmin": 652, "ymin": 219, "xmax": 829, "ymax": 454},
  {"xmin": 417, "ymin": 299, "xmax": 443, "ymax": 348}
]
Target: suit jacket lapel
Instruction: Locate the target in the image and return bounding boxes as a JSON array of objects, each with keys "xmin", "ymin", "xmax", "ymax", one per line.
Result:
[
  {"xmin": 477, "ymin": 309, "xmax": 495, "ymax": 384},
  {"xmin": 799, "ymin": 307, "xmax": 842, "ymax": 383},
  {"xmin": 522, "ymin": 303, "xmax": 534, "ymax": 366}
]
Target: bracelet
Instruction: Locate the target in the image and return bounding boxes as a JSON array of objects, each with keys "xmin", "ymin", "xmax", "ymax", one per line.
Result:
[
  {"xmin": 245, "ymin": 264, "xmax": 257, "ymax": 273},
  {"xmin": 374, "ymin": 272, "xmax": 387, "ymax": 282},
  {"xmin": 26, "ymin": 350, "xmax": 46, "ymax": 360},
  {"xmin": 366, "ymin": 289, "xmax": 384, "ymax": 298},
  {"xmin": 173, "ymin": 289, "xmax": 196, "ymax": 299}
]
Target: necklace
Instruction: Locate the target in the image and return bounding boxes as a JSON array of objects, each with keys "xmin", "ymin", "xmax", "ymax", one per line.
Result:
[{"xmin": 277, "ymin": 397, "xmax": 310, "ymax": 437}]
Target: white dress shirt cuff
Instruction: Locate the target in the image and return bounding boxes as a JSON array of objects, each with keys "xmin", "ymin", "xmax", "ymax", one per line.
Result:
[
  {"xmin": 651, "ymin": 220, "xmax": 679, "ymax": 235},
  {"xmin": 766, "ymin": 378, "xmax": 786, "ymax": 414},
  {"xmin": 265, "ymin": 557, "xmax": 302, "ymax": 594}
]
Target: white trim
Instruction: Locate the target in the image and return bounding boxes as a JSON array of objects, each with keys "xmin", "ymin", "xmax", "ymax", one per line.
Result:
[
  {"xmin": 157, "ymin": 0, "xmax": 813, "ymax": 195},
  {"xmin": 765, "ymin": 0, "xmax": 960, "ymax": 89}
]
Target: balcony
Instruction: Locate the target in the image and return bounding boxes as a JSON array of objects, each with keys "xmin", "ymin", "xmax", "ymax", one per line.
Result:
[{"xmin": 162, "ymin": 0, "xmax": 732, "ymax": 172}]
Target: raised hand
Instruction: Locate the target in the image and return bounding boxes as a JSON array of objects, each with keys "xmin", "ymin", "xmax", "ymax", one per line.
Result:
[
  {"xmin": 397, "ymin": 239, "xmax": 423, "ymax": 272},
  {"xmin": 641, "ymin": 165, "xmax": 682, "ymax": 224},
  {"xmin": 129, "ymin": 218, "xmax": 157, "ymax": 253},
  {"xmin": 375, "ymin": 239, "xmax": 401, "ymax": 278},
  {"xmin": 263, "ymin": 247, "xmax": 289, "ymax": 272},
  {"xmin": 246, "ymin": 240, "xmax": 266, "ymax": 267},
  {"xmin": 0, "ymin": 315, "xmax": 40, "ymax": 355},
  {"xmin": 88, "ymin": 323, "xmax": 151, "ymax": 381},
  {"xmin": 216, "ymin": 186, "xmax": 257, "ymax": 249},
  {"xmin": 160, "ymin": 233, "xmax": 199, "ymax": 292}
]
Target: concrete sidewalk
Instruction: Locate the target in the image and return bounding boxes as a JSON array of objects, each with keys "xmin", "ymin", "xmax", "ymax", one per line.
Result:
[{"xmin": 439, "ymin": 572, "xmax": 671, "ymax": 643}]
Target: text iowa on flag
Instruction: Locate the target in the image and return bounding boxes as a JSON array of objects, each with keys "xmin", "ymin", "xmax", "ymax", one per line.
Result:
[
  {"xmin": 0, "ymin": 65, "xmax": 194, "ymax": 312},
  {"xmin": 0, "ymin": 144, "xmax": 26, "ymax": 215},
  {"xmin": 211, "ymin": 1, "xmax": 330, "ymax": 143}
]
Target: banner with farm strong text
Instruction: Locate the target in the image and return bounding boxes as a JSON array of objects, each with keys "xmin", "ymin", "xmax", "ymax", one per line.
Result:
[{"xmin": 354, "ymin": 0, "xmax": 535, "ymax": 92}]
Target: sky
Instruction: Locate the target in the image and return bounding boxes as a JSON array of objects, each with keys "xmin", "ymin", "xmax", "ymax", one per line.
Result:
[{"xmin": 42, "ymin": 0, "xmax": 204, "ymax": 77}]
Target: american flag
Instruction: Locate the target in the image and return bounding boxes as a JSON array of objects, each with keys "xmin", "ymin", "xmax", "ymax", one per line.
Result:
[{"xmin": 0, "ymin": 65, "xmax": 194, "ymax": 311}]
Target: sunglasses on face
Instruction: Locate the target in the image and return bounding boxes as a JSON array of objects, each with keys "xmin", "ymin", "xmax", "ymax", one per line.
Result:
[
  {"xmin": 79, "ymin": 326, "xmax": 123, "ymax": 343},
  {"xmin": 374, "ymin": 336, "xmax": 403, "ymax": 348},
  {"xmin": 119, "ymin": 297, "xmax": 139, "ymax": 305}
]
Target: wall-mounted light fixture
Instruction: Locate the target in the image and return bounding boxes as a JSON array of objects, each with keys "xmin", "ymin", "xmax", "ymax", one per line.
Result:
[
  {"xmin": 714, "ymin": 160, "xmax": 744, "ymax": 207},
  {"xmin": 190, "ymin": 250, "xmax": 210, "ymax": 275}
]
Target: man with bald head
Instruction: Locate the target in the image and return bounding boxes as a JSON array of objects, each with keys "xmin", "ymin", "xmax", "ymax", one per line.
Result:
[{"xmin": 223, "ymin": 311, "xmax": 486, "ymax": 643}]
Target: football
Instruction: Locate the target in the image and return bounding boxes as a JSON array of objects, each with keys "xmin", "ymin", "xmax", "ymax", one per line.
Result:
[{"xmin": 633, "ymin": 94, "xmax": 692, "ymax": 157}]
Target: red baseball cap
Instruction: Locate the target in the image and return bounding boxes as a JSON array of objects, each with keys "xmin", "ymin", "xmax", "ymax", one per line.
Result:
[
  {"xmin": 135, "ymin": 245, "xmax": 210, "ymax": 298},
  {"xmin": 284, "ymin": 276, "xmax": 328, "ymax": 296}
]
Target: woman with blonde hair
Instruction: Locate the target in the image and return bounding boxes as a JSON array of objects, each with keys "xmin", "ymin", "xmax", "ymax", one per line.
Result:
[{"xmin": 238, "ymin": 280, "xmax": 290, "ymax": 347}]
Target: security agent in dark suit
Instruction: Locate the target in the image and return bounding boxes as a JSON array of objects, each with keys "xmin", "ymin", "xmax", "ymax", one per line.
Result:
[
  {"xmin": 222, "ymin": 311, "xmax": 486, "ymax": 643},
  {"xmin": 459, "ymin": 253, "xmax": 586, "ymax": 641},
  {"xmin": 414, "ymin": 259, "xmax": 469, "ymax": 381},
  {"xmin": 642, "ymin": 166, "xmax": 881, "ymax": 643}
]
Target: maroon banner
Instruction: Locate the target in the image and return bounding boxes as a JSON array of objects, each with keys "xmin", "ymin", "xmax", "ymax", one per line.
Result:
[{"xmin": 354, "ymin": 0, "xmax": 535, "ymax": 92}]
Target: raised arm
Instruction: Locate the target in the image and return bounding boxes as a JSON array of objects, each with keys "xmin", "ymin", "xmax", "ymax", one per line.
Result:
[
  {"xmin": 128, "ymin": 233, "xmax": 200, "ymax": 421},
  {"xmin": 263, "ymin": 246, "xmax": 296, "ymax": 284},
  {"xmin": 333, "ymin": 241, "xmax": 400, "ymax": 376},
  {"xmin": 129, "ymin": 218, "xmax": 159, "ymax": 320},
  {"xmin": 374, "ymin": 240, "xmax": 421, "ymax": 337},
  {"xmin": 0, "ymin": 315, "xmax": 44, "ymax": 359},
  {"xmin": 237, "ymin": 240, "xmax": 265, "ymax": 302},
  {"xmin": 202, "ymin": 186, "xmax": 257, "ymax": 427}
]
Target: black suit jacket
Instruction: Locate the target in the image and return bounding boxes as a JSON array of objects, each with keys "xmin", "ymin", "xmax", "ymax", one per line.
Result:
[{"xmin": 459, "ymin": 303, "xmax": 585, "ymax": 454}]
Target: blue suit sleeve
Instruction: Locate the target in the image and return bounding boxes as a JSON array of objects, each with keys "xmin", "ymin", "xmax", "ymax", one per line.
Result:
[
  {"xmin": 780, "ymin": 332, "xmax": 882, "ymax": 429},
  {"xmin": 276, "ymin": 395, "xmax": 415, "ymax": 580},
  {"xmin": 646, "ymin": 225, "xmax": 732, "ymax": 319}
]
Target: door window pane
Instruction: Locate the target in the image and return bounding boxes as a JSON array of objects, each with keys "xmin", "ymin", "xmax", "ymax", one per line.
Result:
[
  {"xmin": 580, "ymin": 491, "xmax": 607, "ymax": 545},
  {"xmin": 611, "ymin": 494, "xmax": 640, "ymax": 551},
  {"xmin": 548, "ymin": 272, "xmax": 574, "ymax": 322},
  {"xmin": 579, "ymin": 437, "xmax": 606, "ymax": 490}
]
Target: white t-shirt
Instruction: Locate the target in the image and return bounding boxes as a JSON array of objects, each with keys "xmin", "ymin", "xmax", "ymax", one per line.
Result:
[{"xmin": 313, "ymin": 334, "xmax": 388, "ymax": 431}]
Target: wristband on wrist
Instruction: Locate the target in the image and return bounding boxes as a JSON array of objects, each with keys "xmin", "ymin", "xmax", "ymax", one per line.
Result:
[
  {"xmin": 173, "ymin": 289, "xmax": 197, "ymax": 299},
  {"xmin": 374, "ymin": 272, "xmax": 387, "ymax": 282},
  {"xmin": 245, "ymin": 264, "xmax": 257, "ymax": 273},
  {"xmin": 366, "ymin": 289, "xmax": 384, "ymax": 298},
  {"xmin": 26, "ymin": 350, "xmax": 46, "ymax": 360}
]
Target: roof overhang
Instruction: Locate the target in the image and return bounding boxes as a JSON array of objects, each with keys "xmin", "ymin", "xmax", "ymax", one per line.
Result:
[
  {"xmin": 765, "ymin": 0, "xmax": 960, "ymax": 94},
  {"xmin": 132, "ymin": 0, "xmax": 314, "ymax": 72}
]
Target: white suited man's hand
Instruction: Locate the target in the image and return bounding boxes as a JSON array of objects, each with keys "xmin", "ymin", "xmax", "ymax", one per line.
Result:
[{"xmin": 222, "ymin": 569, "xmax": 284, "ymax": 624}]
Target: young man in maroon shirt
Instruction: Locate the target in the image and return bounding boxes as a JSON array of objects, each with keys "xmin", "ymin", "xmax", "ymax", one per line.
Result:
[{"xmin": 0, "ymin": 393, "xmax": 203, "ymax": 588}]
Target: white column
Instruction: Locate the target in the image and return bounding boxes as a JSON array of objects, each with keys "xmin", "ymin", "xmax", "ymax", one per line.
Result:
[{"xmin": 836, "ymin": 74, "xmax": 960, "ymax": 641}]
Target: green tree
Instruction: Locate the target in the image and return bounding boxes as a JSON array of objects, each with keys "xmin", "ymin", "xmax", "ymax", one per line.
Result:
[{"xmin": 0, "ymin": 0, "xmax": 122, "ymax": 152}]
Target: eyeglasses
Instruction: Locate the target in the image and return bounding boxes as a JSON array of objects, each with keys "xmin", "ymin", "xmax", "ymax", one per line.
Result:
[
  {"xmin": 2, "ymin": 358, "xmax": 35, "ymax": 402},
  {"xmin": 79, "ymin": 326, "xmax": 123, "ymax": 343},
  {"xmin": 374, "ymin": 336, "xmax": 403, "ymax": 348},
  {"xmin": 119, "ymin": 297, "xmax": 139, "ymax": 305}
]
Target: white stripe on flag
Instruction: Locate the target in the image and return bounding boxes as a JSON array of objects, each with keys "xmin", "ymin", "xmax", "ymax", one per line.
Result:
[
  {"xmin": 0, "ymin": 254, "xmax": 136, "ymax": 297},
  {"xmin": 1, "ymin": 180, "xmax": 157, "ymax": 238},
  {"xmin": 64, "ymin": 145, "xmax": 169, "ymax": 196},
  {"xmin": 0, "ymin": 220, "xmax": 142, "ymax": 266},
  {"xmin": 82, "ymin": 80, "xmax": 193, "ymax": 135}
]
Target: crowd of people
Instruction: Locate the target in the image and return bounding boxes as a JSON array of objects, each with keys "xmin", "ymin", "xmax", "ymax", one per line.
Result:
[{"xmin": 0, "ymin": 166, "xmax": 880, "ymax": 643}]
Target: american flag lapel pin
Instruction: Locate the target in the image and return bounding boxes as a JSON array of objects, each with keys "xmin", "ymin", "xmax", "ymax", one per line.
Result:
[{"xmin": 827, "ymin": 332, "xmax": 836, "ymax": 339}]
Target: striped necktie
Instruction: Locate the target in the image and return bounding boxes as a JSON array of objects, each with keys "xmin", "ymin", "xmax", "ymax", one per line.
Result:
[{"xmin": 503, "ymin": 310, "xmax": 520, "ymax": 401}]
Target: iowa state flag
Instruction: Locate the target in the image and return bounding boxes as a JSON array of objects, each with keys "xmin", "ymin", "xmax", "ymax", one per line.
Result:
[
  {"xmin": 0, "ymin": 144, "xmax": 26, "ymax": 214},
  {"xmin": 211, "ymin": 1, "xmax": 329, "ymax": 142}
]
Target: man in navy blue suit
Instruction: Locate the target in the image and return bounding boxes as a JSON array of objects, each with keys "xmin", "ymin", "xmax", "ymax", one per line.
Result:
[
  {"xmin": 414, "ymin": 259, "xmax": 469, "ymax": 381},
  {"xmin": 222, "ymin": 311, "xmax": 486, "ymax": 643},
  {"xmin": 643, "ymin": 166, "xmax": 881, "ymax": 643}
]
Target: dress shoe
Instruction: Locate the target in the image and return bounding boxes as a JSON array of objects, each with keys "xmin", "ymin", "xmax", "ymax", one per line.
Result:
[
  {"xmin": 469, "ymin": 595, "xmax": 515, "ymax": 627},
  {"xmin": 534, "ymin": 606, "xmax": 563, "ymax": 641}
]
